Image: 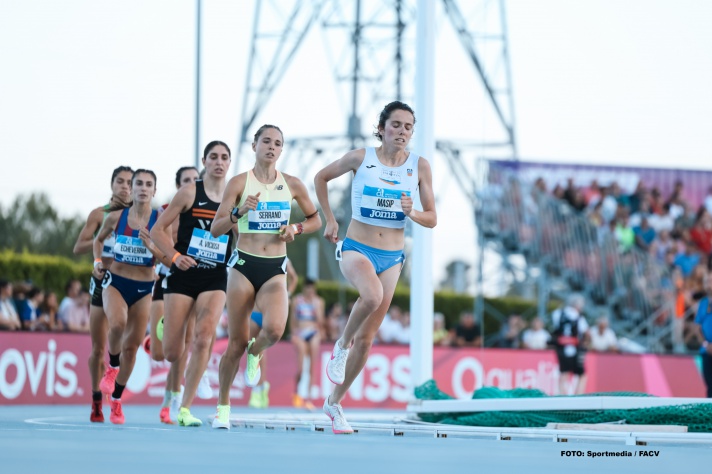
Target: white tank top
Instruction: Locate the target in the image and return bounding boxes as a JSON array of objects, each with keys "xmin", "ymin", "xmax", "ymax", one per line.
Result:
[{"xmin": 351, "ymin": 147, "xmax": 419, "ymax": 229}]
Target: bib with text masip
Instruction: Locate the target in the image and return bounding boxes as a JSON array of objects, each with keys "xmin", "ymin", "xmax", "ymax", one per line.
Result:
[
  {"xmin": 360, "ymin": 186, "xmax": 409, "ymax": 221},
  {"xmin": 187, "ymin": 228, "xmax": 229, "ymax": 264},
  {"xmin": 113, "ymin": 235, "xmax": 153, "ymax": 266},
  {"xmin": 247, "ymin": 201, "xmax": 291, "ymax": 232}
]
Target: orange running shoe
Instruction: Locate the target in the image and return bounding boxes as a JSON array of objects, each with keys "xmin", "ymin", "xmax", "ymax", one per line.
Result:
[
  {"xmin": 292, "ymin": 394, "xmax": 304, "ymax": 408},
  {"xmin": 90, "ymin": 400, "xmax": 104, "ymax": 423},
  {"xmin": 110, "ymin": 399, "xmax": 125, "ymax": 424},
  {"xmin": 99, "ymin": 367, "xmax": 119, "ymax": 395},
  {"xmin": 159, "ymin": 406, "xmax": 173, "ymax": 424}
]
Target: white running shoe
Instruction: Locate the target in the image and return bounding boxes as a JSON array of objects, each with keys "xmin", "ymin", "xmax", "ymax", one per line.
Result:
[
  {"xmin": 212, "ymin": 404, "xmax": 231, "ymax": 430},
  {"xmin": 169, "ymin": 385, "xmax": 184, "ymax": 424},
  {"xmin": 326, "ymin": 338, "xmax": 350, "ymax": 385},
  {"xmin": 323, "ymin": 396, "xmax": 354, "ymax": 434},
  {"xmin": 197, "ymin": 371, "xmax": 213, "ymax": 399}
]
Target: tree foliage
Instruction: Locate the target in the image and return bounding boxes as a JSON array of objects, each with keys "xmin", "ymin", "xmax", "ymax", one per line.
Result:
[{"xmin": 0, "ymin": 193, "xmax": 85, "ymax": 261}]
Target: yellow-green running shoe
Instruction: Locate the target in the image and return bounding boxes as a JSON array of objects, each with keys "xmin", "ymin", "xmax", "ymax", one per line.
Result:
[
  {"xmin": 262, "ymin": 381, "xmax": 270, "ymax": 408},
  {"xmin": 177, "ymin": 407, "xmax": 202, "ymax": 427},
  {"xmin": 244, "ymin": 338, "xmax": 262, "ymax": 388},
  {"xmin": 157, "ymin": 316, "xmax": 164, "ymax": 342},
  {"xmin": 248, "ymin": 389, "xmax": 262, "ymax": 409},
  {"xmin": 211, "ymin": 405, "xmax": 230, "ymax": 430}
]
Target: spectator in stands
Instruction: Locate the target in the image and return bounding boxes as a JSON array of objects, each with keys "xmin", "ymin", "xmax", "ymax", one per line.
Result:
[
  {"xmin": 628, "ymin": 196, "xmax": 652, "ymax": 229},
  {"xmin": 582, "ymin": 179, "xmax": 601, "ymax": 207},
  {"xmin": 20, "ymin": 286, "xmax": 45, "ymax": 331},
  {"xmin": 651, "ymin": 229, "xmax": 674, "ymax": 265},
  {"xmin": 12, "ymin": 282, "xmax": 30, "ymax": 319},
  {"xmin": 57, "ymin": 278, "xmax": 81, "ymax": 324},
  {"xmin": 586, "ymin": 200, "xmax": 604, "ymax": 228},
  {"xmin": 671, "ymin": 267, "xmax": 687, "ymax": 353},
  {"xmin": 397, "ymin": 311, "xmax": 411, "ymax": 344},
  {"xmin": 690, "ymin": 207, "xmax": 712, "ymax": 268},
  {"xmin": 378, "ymin": 305, "xmax": 405, "ymax": 344},
  {"xmin": 627, "ymin": 180, "xmax": 647, "ymax": 215},
  {"xmin": 674, "ymin": 239, "xmax": 701, "ymax": 278},
  {"xmin": 451, "ymin": 311, "xmax": 482, "ymax": 348},
  {"xmin": 648, "ymin": 202, "xmax": 675, "ymax": 234},
  {"xmin": 589, "ymin": 315, "xmax": 618, "ymax": 352},
  {"xmin": 632, "ymin": 216, "xmax": 656, "ymax": 251},
  {"xmin": 613, "ymin": 212, "xmax": 635, "ymax": 252},
  {"xmin": 675, "ymin": 201, "xmax": 696, "ymax": 232},
  {"xmin": 704, "ymin": 186, "xmax": 712, "ymax": 217},
  {"xmin": 0, "ymin": 279, "xmax": 21, "ymax": 331},
  {"xmin": 694, "ymin": 291, "xmax": 712, "ymax": 397},
  {"xmin": 495, "ymin": 314, "xmax": 526, "ymax": 348},
  {"xmin": 666, "ymin": 180, "xmax": 686, "ymax": 220},
  {"xmin": 649, "ymin": 186, "xmax": 664, "ymax": 215},
  {"xmin": 600, "ymin": 185, "xmax": 619, "ymax": 224},
  {"xmin": 433, "ymin": 312, "xmax": 450, "ymax": 346},
  {"xmin": 35, "ymin": 291, "xmax": 57, "ymax": 332},
  {"xmin": 521, "ymin": 317, "xmax": 551, "ymax": 350},
  {"xmin": 61, "ymin": 288, "xmax": 91, "ymax": 333}
]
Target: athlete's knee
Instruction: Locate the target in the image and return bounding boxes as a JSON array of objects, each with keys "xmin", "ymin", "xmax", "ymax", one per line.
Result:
[
  {"xmin": 224, "ymin": 337, "xmax": 248, "ymax": 361},
  {"xmin": 358, "ymin": 290, "xmax": 383, "ymax": 314},
  {"xmin": 192, "ymin": 331, "xmax": 213, "ymax": 354},
  {"xmin": 163, "ymin": 342, "xmax": 184, "ymax": 363},
  {"xmin": 260, "ymin": 324, "xmax": 284, "ymax": 346},
  {"xmin": 150, "ymin": 347, "xmax": 165, "ymax": 362}
]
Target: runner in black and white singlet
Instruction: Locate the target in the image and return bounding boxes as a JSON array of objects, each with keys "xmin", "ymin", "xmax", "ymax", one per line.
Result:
[
  {"xmin": 72, "ymin": 165, "xmax": 133, "ymax": 423},
  {"xmin": 92, "ymin": 169, "xmax": 170, "ymax": 425},
  {"xmin": 209, "ymin": 124, "xmax": 322, "ymax": 429},
  {"xmin": 150, "ymin": 142, "xmax": 234, "ymax": 427},
  {"xmin": 314, "ymin": 101, "xmax": 437, "ymax": 434}
]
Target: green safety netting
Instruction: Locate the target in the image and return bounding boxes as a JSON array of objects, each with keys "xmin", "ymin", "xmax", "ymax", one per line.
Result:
[{"xmin": 414, "ymin": 380, "xmax": 712, "ymax": 432}]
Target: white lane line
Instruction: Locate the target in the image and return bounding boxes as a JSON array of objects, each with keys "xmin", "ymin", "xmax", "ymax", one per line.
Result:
[{"xmin": 24, "ymin": 417, "xmax": 176, "ymax": 432}]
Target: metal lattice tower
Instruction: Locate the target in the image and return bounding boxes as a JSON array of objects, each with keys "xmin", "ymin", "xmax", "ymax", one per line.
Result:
[{"xmin": 236, "ymin": 0, "xmax": 517, "ymax": 290}]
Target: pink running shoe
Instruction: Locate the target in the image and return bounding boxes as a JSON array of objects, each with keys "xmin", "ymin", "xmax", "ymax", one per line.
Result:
[
  {"xmin": 110, "ymin": 399, "xmax": 125, "ymax": 424},
  {"xmin": 99, "ymin": 367, "xmax": 119, "ymax": 395},
  {"xmin": 159, "ymin": 406, "xmax": 173, "ymax": 424}
]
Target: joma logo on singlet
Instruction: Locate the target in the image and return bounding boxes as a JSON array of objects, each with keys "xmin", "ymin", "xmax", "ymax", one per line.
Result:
[
  {"xmin": 369, "ymin": 210, "xmax": 397, "ymax": 219},
  {"xmin": 376, "ymin": 198, "xmax": 395, "ymax": 208},
  {"xmin": 257, "ymin": 222, "xmax": 281, "ymax": 230}
]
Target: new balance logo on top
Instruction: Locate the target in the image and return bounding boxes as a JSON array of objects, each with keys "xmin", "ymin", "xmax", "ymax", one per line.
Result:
[{"xmin": 276, "ymin": 185, "xmax": 283, "ymax": 190}]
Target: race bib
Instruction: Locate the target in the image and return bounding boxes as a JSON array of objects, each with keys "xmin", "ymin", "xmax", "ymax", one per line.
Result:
[
  {"xmin": 113, "ymin": 235, "xmax": 153, "ymax": 266},
  {"xmin": 360, "ymin": 185, "xmax": 409, "ymax": 221},
  {"xmin": 247, "ymin": 201, "xmax": 291, "ymax": 232},
  {"xmin": 187, "ymin": 228, "xmax": 229, "ymax": 264}
]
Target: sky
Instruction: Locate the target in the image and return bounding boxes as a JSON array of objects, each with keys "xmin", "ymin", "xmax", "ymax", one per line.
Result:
[{"xmin": 1, "ymin": 0, "xmax": 712, "ymax": 293}]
